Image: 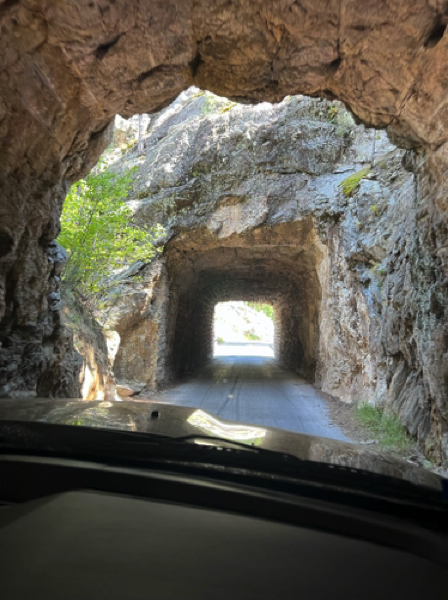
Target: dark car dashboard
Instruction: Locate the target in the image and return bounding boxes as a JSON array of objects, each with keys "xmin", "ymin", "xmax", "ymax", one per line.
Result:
[{"xmin": 0, "ymin": 449, "xmax": 447, "ymax": 599}]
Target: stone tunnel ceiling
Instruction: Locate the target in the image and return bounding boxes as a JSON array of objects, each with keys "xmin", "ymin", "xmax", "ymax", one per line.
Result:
[
  {"xmin": 163, "ymin": 221, "xmax": 321, "ymax": 380},
  {"xmin": 1, "ymin": 2, "xmax": 448, "ymax": 462}
]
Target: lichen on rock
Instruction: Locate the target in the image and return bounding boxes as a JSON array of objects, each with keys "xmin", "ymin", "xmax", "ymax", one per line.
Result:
[{"xmin": 339, "ymin": 167, "xmax": 371, "ymax": 197}]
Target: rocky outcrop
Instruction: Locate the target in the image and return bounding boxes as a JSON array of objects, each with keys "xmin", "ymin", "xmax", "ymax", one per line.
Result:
[
  {"xmin": 388, "ymin": 147, "xmax": 448, "ymax": 463},
  {"xmin": 61, "ymin": 289, "xmax": 117, "ymax": 400},
  {"xmin": 93, "ymin": 89, "xmax": 447, "ymax": 463},
  {"xmin": 100, "ymin": 259, "xmax": 169, "ymax": 392},
  {"xmin": 0, "ymin": 2, "xmax": 447, "ymax": 464}
]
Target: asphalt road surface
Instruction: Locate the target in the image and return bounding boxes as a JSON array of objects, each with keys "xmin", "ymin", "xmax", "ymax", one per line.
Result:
[{"xmin": 158, "ymin": 343, "xmax": 351, "ymax": 442}]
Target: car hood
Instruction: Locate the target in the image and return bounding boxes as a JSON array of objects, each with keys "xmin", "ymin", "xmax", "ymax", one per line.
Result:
[{"xmin": 0, "ymin": 397, "xmax": 441, "ymax": 490}]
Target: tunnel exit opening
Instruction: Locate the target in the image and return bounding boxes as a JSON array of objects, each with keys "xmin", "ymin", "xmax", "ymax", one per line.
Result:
[{"xmin": 213, "ymin": 301, "xmax": 275, "ymax": 359}]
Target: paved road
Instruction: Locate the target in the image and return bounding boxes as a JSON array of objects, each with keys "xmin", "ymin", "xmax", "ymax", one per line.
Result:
[{"xmin": 157, "ymin": 343, "xmax": 351, "ymax": 442}]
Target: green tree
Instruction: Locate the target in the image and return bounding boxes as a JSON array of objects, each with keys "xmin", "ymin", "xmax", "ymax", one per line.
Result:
[{"xmin": 58, "ymin": 167, "xmax": 164, "ymax": 303}]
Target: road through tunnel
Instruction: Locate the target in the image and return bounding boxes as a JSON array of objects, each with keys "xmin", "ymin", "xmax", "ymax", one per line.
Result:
[{"xmin": 164, "ymin": 221, "xmax": 323, "ymax": 382}]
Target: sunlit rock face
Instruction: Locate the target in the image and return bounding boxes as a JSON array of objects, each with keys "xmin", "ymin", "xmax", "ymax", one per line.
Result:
[
  {"xmin": 60, "ymin": 289, "xmax": 117, "ymax": 401},
  {"xmin": 97, "ymin": 89, "xmax": 447, "ymax": 462},
  {"xmin": 0, "ymin": 2, "xmax": 447, "ymax": 461}
]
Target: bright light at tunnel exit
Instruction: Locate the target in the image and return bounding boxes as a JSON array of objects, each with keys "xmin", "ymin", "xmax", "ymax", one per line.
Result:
[{"xmin": 213, "ymin": 301, "xmax": 274, "ymax": 358}]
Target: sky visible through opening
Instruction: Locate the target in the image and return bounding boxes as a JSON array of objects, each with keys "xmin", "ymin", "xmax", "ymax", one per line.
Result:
[{"xmin": 213, "ymin": 301, "xmax": 274, "ymax": 358}]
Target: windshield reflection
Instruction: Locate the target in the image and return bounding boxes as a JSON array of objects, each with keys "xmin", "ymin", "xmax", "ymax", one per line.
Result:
[{"xmin": 187, "ymin": 409, "xmax": 267, "ymax": 446}]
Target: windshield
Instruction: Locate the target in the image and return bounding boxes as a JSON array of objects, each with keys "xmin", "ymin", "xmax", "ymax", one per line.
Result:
[{"xmin": 1, "ymin": 85, "xmax": 447, "ymax": 490}]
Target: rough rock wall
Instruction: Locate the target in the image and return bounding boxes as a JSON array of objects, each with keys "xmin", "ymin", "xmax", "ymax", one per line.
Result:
[
  {"xmin": 0, "ymin": 132, "xmax": 112, "ymax": 397},
  {"xmin": 62, "ymin": 289, "xmax": 116, "ymax": 400},
  {"xmin": 382, "ymin": 148, "xmax": 448, "ymax": 463},
  {"xmin": 0, "ymin": 232, "xmax": 84, "ymax": 398},
  {"xmin": 101, "ymin": 91, "xmax": 448, "ymax": 462},
  {"xmin": 103, "ymin": 260, "xmax": 170, "ymax": 391}
]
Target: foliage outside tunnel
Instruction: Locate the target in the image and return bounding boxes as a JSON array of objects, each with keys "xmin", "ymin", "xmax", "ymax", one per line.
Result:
[{"xmin": 58, "ymin": 167, "xmax": 164, "ymax": 307}]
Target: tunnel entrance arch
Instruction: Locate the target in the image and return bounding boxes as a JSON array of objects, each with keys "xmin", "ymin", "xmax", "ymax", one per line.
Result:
[{"xmin": 163, "ymin": 221, "xmax": 323, "ymax": 383}]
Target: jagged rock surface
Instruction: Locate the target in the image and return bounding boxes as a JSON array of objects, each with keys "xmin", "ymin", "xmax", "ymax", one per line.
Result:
[
  {"xmin": 98, "ymin": 90, "xmax": 447, "ymax": 463},
  {"xmin": 61, "ymin": 289, "xmax": 117, "ymax": 401}
]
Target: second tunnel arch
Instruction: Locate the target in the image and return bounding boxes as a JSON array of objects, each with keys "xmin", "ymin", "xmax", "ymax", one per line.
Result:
[
  {"xmin": 174, "ymin": 279, "xmax": 306, "ymax": 374},
  {"xmin": 163, "ymin": 220, "xmax": 324, "ymax": 383}
]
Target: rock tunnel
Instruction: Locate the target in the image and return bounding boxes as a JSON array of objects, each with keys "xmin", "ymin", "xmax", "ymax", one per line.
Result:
[
  {"xmin": 164, "ymin": 222, "xmax": 322, "ymax": 381},
  {"xmin": 1, "ymin": 1, "xmax": 448, "ymax": 461}
]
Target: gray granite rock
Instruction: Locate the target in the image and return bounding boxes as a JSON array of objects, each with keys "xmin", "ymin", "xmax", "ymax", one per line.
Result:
[{"xmin": 93, "ymin": 90, "xmax": 448, "ymax": 464}]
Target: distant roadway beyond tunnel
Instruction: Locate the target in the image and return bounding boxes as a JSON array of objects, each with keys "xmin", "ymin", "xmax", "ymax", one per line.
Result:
[{"xmin": 150, "ymin": 343, "xmax": 352, "ymax": 442}]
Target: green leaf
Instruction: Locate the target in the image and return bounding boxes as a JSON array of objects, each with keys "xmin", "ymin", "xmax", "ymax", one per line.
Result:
[{"xmin": 58, "ymin": 168, "xmax": 165, "ymax": 303}]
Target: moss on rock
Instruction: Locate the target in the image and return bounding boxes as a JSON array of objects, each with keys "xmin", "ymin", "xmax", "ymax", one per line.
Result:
[{"xmin": 339, "ymin": 167, "xmax": 371, "ymax": 197}]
